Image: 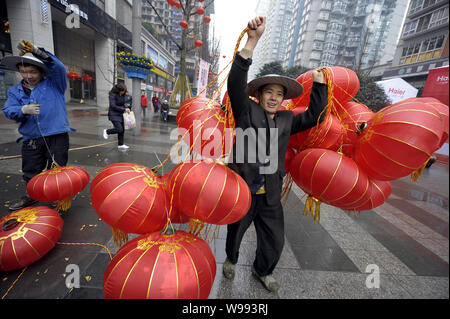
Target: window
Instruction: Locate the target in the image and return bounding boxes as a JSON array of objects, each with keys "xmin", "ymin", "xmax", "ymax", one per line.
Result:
[
  {"xmin": 312, "ymin": 41, "xmax": 323, "ymax": 50},
  {"xmin": 416, "ymin": 13, "xmax": 432, "ymax": 33},
  {"xmin": 409, "ymin": 0, "xmax": 424, "ymax": 14},
  {"xmin": 429, "ymin": 7, "xmax": 449, "ymax": 28},
  {"xmin": 311, "ymin": 51, "xmax": 321, "ymax": 60},
  {"xmin": 315, "ymin": 31, "xmax": 326, "ymax": 41},
  {"xmin": 319, "ymin": 11, "xmax": 329, "ymax": 20},
  {"xmin": 402, "ymin": 20, "xmax": 418, "ymax": 37},
  {"xmin": 317, "ymin": 21, "xmax": 328, "ymax": 30}
]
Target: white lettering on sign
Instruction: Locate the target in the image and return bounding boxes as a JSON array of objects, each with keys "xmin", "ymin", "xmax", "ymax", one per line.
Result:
[
  {"xmin": 437, "ymin": 75, "xmax": 449, "ymax": 83},
  {"xmin": 56, "ymin": 0, "xmax": 89, "ymax": 21}
]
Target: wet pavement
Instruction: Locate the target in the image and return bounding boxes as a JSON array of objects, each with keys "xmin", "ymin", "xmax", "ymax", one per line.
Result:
[{"xmin": 0, "ymin": 104, "xmax": 448, "ymax": 300}]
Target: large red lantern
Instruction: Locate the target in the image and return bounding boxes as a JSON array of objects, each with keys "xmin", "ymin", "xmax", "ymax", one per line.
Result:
[
  {"xmin": 27, "ymin": 166, "xmax": 90, "ymax": 212},
  {"xmin": 353, "ymin": 179, "xmax": 392, "ymax": 211},
  {"xmin": 169, "ymin": 161, "xmax": 251, "ymax": 227},
  {"xmin": 196, "ymin": 7, "xmax": 205, "ymax": 15},
  {"xmin": 103, "ymin": 230, "xmax": 216, "ymax": 299},
  {"xmin": 289, "ymin": 114, "xmax": 346, "ymax": 151},
  {"xmin": 176, "ymin": 97, "xmax": 234, "ymax": 159},
  {"xmin": 339, "ymin": 101, "xmax": 375, "ymax": 144},
  {"xmin": 290, "ymin": 148, "xmax": 371, "ymax": 220},
  {"xmin": 353, "ymin": 100, "xmax": 444, "ymax": 181},
  {"xmin": 293, "ymin": 67, "xmax": 359, "ymax": 108},
  {"xmin": 418, "ymin": 97, "xmax": 449, "ymax": 148},
  {"xmin": 90, "ymin": 163, "xmax": 168, "ymax": 242},
  {"xmin": 0, "ymin": 207, "xmax": 63, "ymax": 271}
]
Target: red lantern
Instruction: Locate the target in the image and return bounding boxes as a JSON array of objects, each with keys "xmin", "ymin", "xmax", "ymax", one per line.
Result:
[
  {"xmin": 293, "ymin": 67, "xmax": 359, "ymax": 109},
  {"xmin": 82, "ymin": 75, "xmax": 93, "ymax": 82},
  {"xmin": 196, "ymin": 7, "xmax": 205, "ymax": 15},
  {"xmin": 290, "ymin": 148, "xmax": 371, "ymax": 217},
  {"xmin": 353, "ymin": 179, "xmax": 392, "ymax": 211},
  {"xmin": 339, "ymin": 101, "xmax": 374, "ymax": 144},
  {"xmin": 104, "ymin": 230, "xmax": 216, "ymax": 299},
  {"xmin": 27, "ymin": 166, "xmax": 90, "ymax": 212},
  {"xmin": 194, "ymin": 40, "xmax": 203, "ymax": 48},
  {"xmin": 90, "ymin": 163, "xmax": 168, "ymax": 240},
  {"xmin": 0, "ymin": 206, "xmax": 63, "ymax": 271},
  {"xmin": 289, "ymin": 114, "xmax": 346, "ymax": 151},
  {"xmin": 204, "ymin": 16, "xmax": 211, "ymax": 23},
  {"xmin": 174, "ymin": 1, "xmax": 182, "ymax": 8},
  {"xmin": 353, "ymin": 100, "xmax": 444, "ymax": 181},
  {"xmin": 176, "ymin": 97, "xmax": 235, "ymax": 159},
  {"xmin": 169, "ymin": 161, "xmax": 251, "ymax": 226},
  {"xmin": 67, "ymin": 72, "xmax": 79, "ymax": 80},
  {"xmin": 285, "ymin": 147, "xmax": 297, "ymax": 173},
  {"xmin": 167, "ymin": 0, "xmax": 175, "ymax": 6},
  {"xmin": 179, "ymin": 20, "xmax": 188, "ymax": 29},
  {"xmin": 414, "ymin": 97, "xmax": 448, "ymax": 148}
]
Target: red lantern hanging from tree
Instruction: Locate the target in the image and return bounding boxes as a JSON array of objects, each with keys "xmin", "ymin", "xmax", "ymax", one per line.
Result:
[
  {"xmin": 0, "ymin": 206, "xmax": 63, "ymax": 271},
  {"xmin": 179, "ymin": 20, "xmax": 188, "ymax": 29},
  {"xmin": 194, "ymin": 40, "xmax": 203, "ymax": 48},
  {"xmin": 196, "ymin": 7, "xmax": 205, "ymax": 15},
  {"xmin": 204, "ymin": 16, "xmax": 211, "ymax": 23},
  {"xmin": 27, "ymin": 166, "xmax": 90, "ymax": 212},
  {"xmin": 67, "ymin": 72, "xmax": 79, "ymax": 80},
  {"xmin": 90, "ymin": 163, "xmax": 168, "ymax": 244},
  {"xmin": 103, "ymin": 230, "xmax": 216, "ymax": 299},
  {"xmin": 174, "ymin": 1, "xmax": 182, "ymax": 8},
  {"xmin": 353, "ymin": 100, "xmax": 444, "ymax": 181},
  {"xmin": 167, "ymin": 0, "xmax": 175, "ymax": 6},
  {"xmin": 168, "ymin": 161, "xmax": 251, "ymax": 232},
  {"xmin": 290, "ymin": 148, "xmax": 371, "ymax": 221}
]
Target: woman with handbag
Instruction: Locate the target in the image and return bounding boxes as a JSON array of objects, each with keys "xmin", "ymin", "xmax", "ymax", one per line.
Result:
[{"xmin": 102, "ymin": 83, "xmax": 131, "ymax": 150}]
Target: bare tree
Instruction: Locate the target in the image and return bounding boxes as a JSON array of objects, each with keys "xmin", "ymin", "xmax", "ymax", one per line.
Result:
[{"xmin": 146, "ymin": 0, "xmax": 215, "ymax": 108}]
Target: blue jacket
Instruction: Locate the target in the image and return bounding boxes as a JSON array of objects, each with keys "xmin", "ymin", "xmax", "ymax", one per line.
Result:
[{"xmin": 2, "ymin": 48, "xmax": 74, "ymax": 142}]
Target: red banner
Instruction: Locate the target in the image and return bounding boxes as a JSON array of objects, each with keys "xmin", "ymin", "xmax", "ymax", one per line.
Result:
[{"xmin": 422, "ymin": 66, "xmax": 449, "ymax": 106}]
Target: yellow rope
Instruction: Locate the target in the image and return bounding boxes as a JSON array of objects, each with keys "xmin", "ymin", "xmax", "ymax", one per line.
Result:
[{"xmin": 1, "ymin": 267, "xmax": 27, "ymax": 299}]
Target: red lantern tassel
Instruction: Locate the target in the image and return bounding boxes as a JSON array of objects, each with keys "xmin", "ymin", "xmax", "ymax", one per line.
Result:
[
  {"xmin": 411, "ymin": 160, "xmax": 429, "ymax": 182},
  {"xmin": 188, "ymin": 218, "xmax": 205, "ymax": 237},
  {"xmin": 112, "ymin": 228, "xmax": 128, "ymax": 246},
  {"xmin": 303, "ymin": 196, "xmax": 321, "ymax": 223},
  {"xmin": 55, "ymin": 197, "xmax": 72, "ymax": 212}
]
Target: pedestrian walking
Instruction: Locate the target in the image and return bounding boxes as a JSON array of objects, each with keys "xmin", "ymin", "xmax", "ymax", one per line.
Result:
[
  {"xmin": 102, "ymin": 83, "xmax": 131, "ymax": 150},
  {"xmin": 1, "ymin": 40, "xmax": 74, "ymax": 211},
  {"xmin": 152, "ymin": 95, "xmax": 160, "ymax": 112},
  {"xmin": 222, "ymin": 17, "xmax": 328, "ymax": 292},
  {"xmin": 160, "ymin": 99, "xmax": 169, "ymax": 122},
  {"xmin": 141, "ymin": 91, "xmax": 148, "ymax": 118}
]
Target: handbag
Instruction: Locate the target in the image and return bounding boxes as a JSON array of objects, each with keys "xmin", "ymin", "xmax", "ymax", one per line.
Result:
[{"xmin": 123, "ymin": 111, "xmax": 136, "ymax": 130}]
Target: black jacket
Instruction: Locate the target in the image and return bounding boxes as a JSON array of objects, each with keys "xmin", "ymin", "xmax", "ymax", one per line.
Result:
[
  {"xmin": 227, "ymin": 54, "xmax": 328, "ymax": 205},
  {"xmin": 108, "ymin": 93, "xmax": 132, "ymax": 122}
]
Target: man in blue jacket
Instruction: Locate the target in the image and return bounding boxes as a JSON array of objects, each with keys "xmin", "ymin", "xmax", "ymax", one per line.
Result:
[{"xmin": 1, "ymin": 40, "xmax": 73, "ymax": 211}]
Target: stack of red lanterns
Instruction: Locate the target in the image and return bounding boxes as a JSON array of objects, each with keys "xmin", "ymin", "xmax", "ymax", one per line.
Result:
[{"xmin": 283, "ymin": 67, "xmax": 448, "ymax": 222}]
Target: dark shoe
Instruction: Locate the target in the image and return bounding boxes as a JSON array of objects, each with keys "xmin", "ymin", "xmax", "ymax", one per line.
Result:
[
  {"xmin": 223, "ymin": 257, "xmax": 236, "ymax": 279},
  {"xmin": 251, "ymin": 266, "xmax": 280, "ymax": 292},
  {"xmin": 425, "ymin": 156, "xmax": 436, "ymax": 168},
  {"xmin": 9, "ymin": 195, "xmax": 38, "ymax": 211}
]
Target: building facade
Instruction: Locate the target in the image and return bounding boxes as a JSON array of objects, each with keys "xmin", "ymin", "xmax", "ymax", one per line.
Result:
[
  {"xmin": 382, "ymin": 0, "xmax": 449, "ymax": 91},
  {"xmin": 249, "ymin": 0, "xmax": 296, "ymax": 80},
  {"xmin": 285, "ymin": 0, "xmax": 407, "ymax": 74}
]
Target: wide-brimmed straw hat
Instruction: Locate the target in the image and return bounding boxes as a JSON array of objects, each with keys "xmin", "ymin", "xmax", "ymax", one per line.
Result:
[
  {"xmin": 0, "ymin": 54, "xmax": 49, "ymax": 76},
  {"xmin": 247, "ymin": 74, "xmax": 303, "ymax": 100}
]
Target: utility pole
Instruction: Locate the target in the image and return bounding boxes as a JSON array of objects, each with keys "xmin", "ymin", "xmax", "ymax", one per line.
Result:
[{"xmin": 132, "ymin": 0, "xmax": 142, "ymax": 136}]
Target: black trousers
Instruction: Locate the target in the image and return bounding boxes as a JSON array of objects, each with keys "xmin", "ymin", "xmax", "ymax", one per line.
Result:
[
  {"xmin": 225, "ymin": 193, "xmax": 285, "ymax": 276},
  {"xmin": 21, "ymin": 133, "xmax": 69, "ymax": 183},
  {"xmin": 107, "ymin": 120, "xmax": 124, "ymax": 145}
]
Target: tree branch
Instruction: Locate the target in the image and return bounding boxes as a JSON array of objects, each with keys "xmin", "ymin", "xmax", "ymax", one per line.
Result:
[{"xmin": 146, "ymin": 0, "xmax": 182, "ymax": 50}]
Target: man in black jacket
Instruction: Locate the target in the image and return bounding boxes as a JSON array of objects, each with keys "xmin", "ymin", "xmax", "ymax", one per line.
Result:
[{"xmin": 223, "ymin": 17, "xmax": 328, "ymax": 292}]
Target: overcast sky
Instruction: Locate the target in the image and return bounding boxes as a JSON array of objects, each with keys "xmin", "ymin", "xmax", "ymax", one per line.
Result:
[{"xmin": 212, "ymin": 0, "xmax": 259, "ymax": 98}]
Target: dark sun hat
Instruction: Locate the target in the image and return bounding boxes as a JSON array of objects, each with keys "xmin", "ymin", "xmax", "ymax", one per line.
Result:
[
  {"xmin": 0, "ymin": 54, "xmax": 49, "ymax": 76},
  {"xmin": 247, "ymin": 74, "xmax": 303, "ymax": 100}
]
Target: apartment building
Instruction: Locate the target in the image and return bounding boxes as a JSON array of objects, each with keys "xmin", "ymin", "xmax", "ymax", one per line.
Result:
[{"xmin": 382, "ymin": 0, "xmax": 449, "ymax": 90}]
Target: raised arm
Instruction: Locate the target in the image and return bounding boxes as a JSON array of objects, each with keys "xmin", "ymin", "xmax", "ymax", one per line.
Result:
[{"xmin": 227, "ymin": 17, "xmax": 266, "ymax": 120}]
